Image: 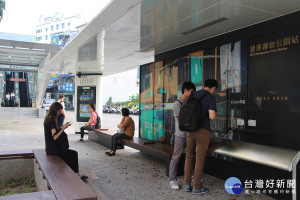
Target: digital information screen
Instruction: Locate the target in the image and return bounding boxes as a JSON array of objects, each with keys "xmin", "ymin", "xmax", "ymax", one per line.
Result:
[{"xmin": 77, "ymin": 86, "xmax": 96, "ymax": 122}]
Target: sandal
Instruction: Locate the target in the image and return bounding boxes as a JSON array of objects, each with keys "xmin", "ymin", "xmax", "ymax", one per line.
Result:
[{"xmin": 107, "ymin": 152, "xmax": 115, "ymax": 156}]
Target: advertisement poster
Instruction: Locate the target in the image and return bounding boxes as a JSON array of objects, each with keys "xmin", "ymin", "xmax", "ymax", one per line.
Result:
[{"xmin": 77, "ymin": 86, "xmax": 96, "ymax": 121}]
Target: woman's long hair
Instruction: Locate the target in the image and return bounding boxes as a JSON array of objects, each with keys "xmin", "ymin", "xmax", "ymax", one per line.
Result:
[
  {"xmin": 90, "ymin": 103, "xmax": 96, "ymax": 112},
  {"xmin": 44, "ymin": 102, "xmax": 63, "ymax": 126}
]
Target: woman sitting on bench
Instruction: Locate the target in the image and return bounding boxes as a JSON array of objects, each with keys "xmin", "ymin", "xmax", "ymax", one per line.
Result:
[
  {"xmin": 106, "ymin": 108, "xmax": 135, "ymax": 156},
  {"xmin": 79, "ymin": 103, "xmax": 99, "ymax": 141},
  {"xmin": 44, "ymin": 102, "xmax": 88, "ymax": 181}
]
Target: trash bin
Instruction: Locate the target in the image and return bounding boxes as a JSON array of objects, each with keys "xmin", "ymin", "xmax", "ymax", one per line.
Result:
[{"xmin": 32, "ymin": 100, "xmax": 36, "ymax": 108}]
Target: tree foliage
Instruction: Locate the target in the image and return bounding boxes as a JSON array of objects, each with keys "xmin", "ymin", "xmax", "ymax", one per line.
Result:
[
  {"xmin": 0, "ymin": 0, "xmax": 5, "ymax": 22},
  {"xmin": 105, "ymin": 94, "xmax": 139, "ymax": 108},
  {"xmin": 124, "ymin": 94, "xmax": 139, "ymax": 108},
  {"xmin": 106, "ymin": 96, "xmax": 112, "ymax": 106},
  {"xmin": 129, "ymin": 93, "xmax": 139, "ymax": 107}
]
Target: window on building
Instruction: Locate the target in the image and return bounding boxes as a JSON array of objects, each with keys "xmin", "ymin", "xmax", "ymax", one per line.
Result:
[
  {"xmin": 40, "ymin": 29, "xmax": 42, "ymax": 33},
  {"xmin": 68, "ymin": 22, "xmax": 70, "ymax": 27},
  {"xmin": 45, "ymin": 35, "xmax": 48, "ymax": 40},
  {"xmin": 46, "ymin": 28, "xmax": 48, "ymax": 32},
  {"xmin": 51, "ymin": 26, "xmax": 54, "ymax": 31},
  {"xmin": 36, "ymin": 30, "xmax": 39, "ymax": 34},
  {"xmin": 45, "ymin": 17, "xmax": 51, "ymax": 23},
  {"xmin": 37, "ymin": 37, "xmax": 42, "ymax": 41},
  {"xmin": 62, "ymin": 23, "xmax": 65, "ymax": 28},
  {"xmin": 56, "ymin": 24, "xmax": 59, "ymax": 30}
]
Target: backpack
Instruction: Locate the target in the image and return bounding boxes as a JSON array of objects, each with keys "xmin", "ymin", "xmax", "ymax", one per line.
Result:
[
  {"xmin": 178, "ymin": 91, "xmax": 209, "ymax": 132},
  {"xmin": 94, "ymin": 112, "xmax": 101, "ymax": 129}
]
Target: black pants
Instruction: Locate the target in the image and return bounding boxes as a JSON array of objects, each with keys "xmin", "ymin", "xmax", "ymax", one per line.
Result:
[
  {"xmin": 11, "ymin": 97, "xmax": 15, "ymax": 107},
  {"xmin": 111, "ymin": 133, "xmax": 131, "ymax": 151},
  {"xmin": 60, "ymin": 149, "xmax": 79, "ymax": 173},
  {"xmin": 80, "ymin": 125, "xmax": 95, "ymax": 139},
  {"xmin": 5, "ymin": 100, "xmax": 9, "ymax": 107}
]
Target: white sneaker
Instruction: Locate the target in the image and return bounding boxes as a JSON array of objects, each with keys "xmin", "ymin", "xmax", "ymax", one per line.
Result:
[{"xmin": 170, "ymin": 180, "xmax": 180, "ymax": 190}]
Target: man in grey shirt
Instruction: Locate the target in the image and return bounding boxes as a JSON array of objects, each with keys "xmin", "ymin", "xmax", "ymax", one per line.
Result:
[{"xmin": 169, "ymin": 81, "xmax": 196, "ymax": 190}]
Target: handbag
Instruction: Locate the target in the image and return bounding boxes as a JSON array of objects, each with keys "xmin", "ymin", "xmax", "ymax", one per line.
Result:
[{"xmin": 117, "ymin": 128, "xmax": 125, "ymax": 134}]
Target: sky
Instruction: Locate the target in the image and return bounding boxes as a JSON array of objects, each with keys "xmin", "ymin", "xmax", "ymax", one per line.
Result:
[{"xmin": 0, "ymin": 0, "xmax": 112, "ymax": 35}]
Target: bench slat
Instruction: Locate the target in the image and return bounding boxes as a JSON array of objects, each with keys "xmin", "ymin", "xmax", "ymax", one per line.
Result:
[
  {"xmin": 0, "ymin": 190, "xmax": 56, "ymax": 200},
  {"xmin": 92, "ymin": 129, "xmax": 115, "ymax": 136},
  {"xmin": 120, "ymin": 138, "xmax": 173, "ymax": 156},
  {"xmin": 33, "ymin": 149, "xmax": 96, "ymax": 200},
  {"xmin": 0, "ymin": 150, "xmax": 33, "ymax": 159}
]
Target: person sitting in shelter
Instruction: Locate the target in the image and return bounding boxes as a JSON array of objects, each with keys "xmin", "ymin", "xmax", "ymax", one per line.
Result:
[
  {"xmin": 79, "ymin": 103, "xmax": 101, "ymax": 141},
  {"xmin": 5, "ymin": 92, "xmax": 10, "ymax": 107},
  {"xmin": 106, "ymin": 108, "xmax": 135, "ymax": 156},
  {"xmin": 44, "ymin": 102, "xmax": 88, "ymax": 181}
]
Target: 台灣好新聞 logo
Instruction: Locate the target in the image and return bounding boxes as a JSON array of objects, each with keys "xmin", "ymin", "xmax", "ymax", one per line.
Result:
[{"xmin": 225, "ymin": 177, "xmax": 243, "ymax": 194}]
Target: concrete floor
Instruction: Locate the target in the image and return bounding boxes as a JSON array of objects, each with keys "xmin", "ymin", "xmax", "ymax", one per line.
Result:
[{"xmin": 0, "ymin": 110, "xmax": 274, "ymax": 200}]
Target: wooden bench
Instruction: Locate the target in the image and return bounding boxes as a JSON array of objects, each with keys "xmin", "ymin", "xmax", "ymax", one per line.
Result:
[
  {"xmin": 33, "ymin": 149, "xmax": 97, "ymax": 200},
  {"xmin": 0, "ymin": 150, "xmax": 97, "ymax": 200},
  {"xmin": 89, "ymin": 129, "xmax": 124, "ymax": 149},
  {"xmin": 0, "ymin": 150, "xmax": 34, "ymax": 159},
  {"xmin": 0, "ymin": 191, "xmax": 56, "ymax": 200},
  {"xmin": 119, "ymin": 137, "xmax": 177, "ymax": 175},
  {"xmin": 120, "ymin": 137, "xmax": 172, "ymax": 160},
  {"xmin": 88, "ymin": 130, "xmax": 184, "ymax": 176},
  {"xmin": 0, "ymin": 150, "xmax": 56, "ymax": 200}
]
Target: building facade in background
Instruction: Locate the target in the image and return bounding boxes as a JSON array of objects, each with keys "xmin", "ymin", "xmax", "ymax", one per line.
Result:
[
  {"xmin": 46, "ymin": 74, "xmax": 74, "ymax": 110},
  {"xmin": 36, "ymin": 12, "xmax": 85, "ymax": 108},
  {"xmin": 35, "ymin": 12, "xmax": 86, "ymax": 47},
  {"xmin": 36, "ymin": 12, "xmax": 139, "ymax": 109}
]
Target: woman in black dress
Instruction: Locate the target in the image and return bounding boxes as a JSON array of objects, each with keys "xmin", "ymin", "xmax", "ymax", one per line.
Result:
[{"xmin": 44, "ymin": 102, "xmax": 88, "ymax": 180}]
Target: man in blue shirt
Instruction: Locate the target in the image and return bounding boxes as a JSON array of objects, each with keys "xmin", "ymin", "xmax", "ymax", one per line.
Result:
[{"xmin": 183, "ymin": 79, "xmax": 218, "ymax": 195}]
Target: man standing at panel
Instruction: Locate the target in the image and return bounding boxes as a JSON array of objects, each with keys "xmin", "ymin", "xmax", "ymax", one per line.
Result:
[
  {"xmin": 169, "ymin": 81, "xmax": 196, "ymax": 190},
  {"xmin": 183, "ymin": 79, "xmax": 218, "ymax": 195}
]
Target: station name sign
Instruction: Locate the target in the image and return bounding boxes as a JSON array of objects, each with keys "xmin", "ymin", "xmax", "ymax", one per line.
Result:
[
  {"xmin": 249, "ymin": 34, "xmax": 299, "ymax": 57},
  {"xmin": 0, "ymin": 64, "xmax": 38, "ymax": 72},
  {"xmin": 10, "ymin": 78, "xmax": 26, "ymax": 82}
]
